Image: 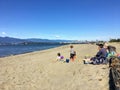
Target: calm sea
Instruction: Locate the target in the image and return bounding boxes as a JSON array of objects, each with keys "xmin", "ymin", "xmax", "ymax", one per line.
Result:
[{"xmin": 0, "ymin": 44, "xmax": 64, "ymax": 57}]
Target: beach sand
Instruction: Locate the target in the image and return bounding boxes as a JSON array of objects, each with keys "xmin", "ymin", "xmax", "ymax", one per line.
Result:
[{"xmin": 0, "ymin": 43, "xmax": 120, "ymax": 90}]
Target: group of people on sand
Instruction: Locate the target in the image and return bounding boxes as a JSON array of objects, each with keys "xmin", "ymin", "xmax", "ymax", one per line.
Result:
[
  {"xmin": 83, "ymin": 43, "xmax": 120, "ymax": 65},
  {"xmin": 55, "ymin": 43, "xmax": 120, "ymax": 64},
  {"xmin": 56, "ymin": 45, "xmax": 76, "ymax": 63}
]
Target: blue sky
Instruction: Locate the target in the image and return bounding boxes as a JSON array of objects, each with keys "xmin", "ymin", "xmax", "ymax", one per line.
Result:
[{"xmin": 0, "ymin": 0, "xmax": 120, "ymax": 40}]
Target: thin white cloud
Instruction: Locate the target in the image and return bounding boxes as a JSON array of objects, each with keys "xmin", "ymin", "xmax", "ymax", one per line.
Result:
[
  {"xmin": 0, "ymin": 32, "xmax": 7, "ymax": 37},
  {"xmin": 2, "ymin": 32, "xmax": 6, "ymax": 35},
  {"xmin": 55, "ymin": 35, "xmax": 60, "ymax": 38}
]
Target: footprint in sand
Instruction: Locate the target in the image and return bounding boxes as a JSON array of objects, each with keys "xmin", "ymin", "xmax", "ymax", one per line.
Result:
[
  {"xmin": 98, "ymin": 79, "xmax": 102, "ymax": 81},
  {"xmin": 73, "ymin": 71, "xmax": 76, "ymax": 76}
]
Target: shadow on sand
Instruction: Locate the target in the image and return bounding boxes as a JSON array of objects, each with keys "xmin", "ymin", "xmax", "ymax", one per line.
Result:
[{"xmin": 109, "ymin": 68, "xmax": 115, "ymax": 90}]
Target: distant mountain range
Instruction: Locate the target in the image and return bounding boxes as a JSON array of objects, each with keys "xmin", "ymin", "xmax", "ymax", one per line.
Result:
[
  {"xmin": 0, "ymin": 37, "xmax": 27, "ymax": 45},
  {"xmin": 26, "ymin": 38, "xmax": 72, "ymax": 43},
  {"xmin": 0, "ymin": 37, "xmax": 73, "ymax": 45}
]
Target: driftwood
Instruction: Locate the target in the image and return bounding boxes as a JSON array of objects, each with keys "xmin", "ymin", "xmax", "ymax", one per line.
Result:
[{"xmin": 111, "ymin": 57, "xmax": 120, "ymax": 90}]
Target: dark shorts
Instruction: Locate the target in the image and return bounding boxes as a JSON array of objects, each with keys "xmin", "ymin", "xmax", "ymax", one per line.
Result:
[{"xmin": 70, "ymin": 53, "xmax": 75, "ymax": 59}]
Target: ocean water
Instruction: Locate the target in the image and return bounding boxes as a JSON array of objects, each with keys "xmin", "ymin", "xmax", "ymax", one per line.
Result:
[{"xmin": 0, "ymin": 44, "xmax": 64, "ymax": 57}]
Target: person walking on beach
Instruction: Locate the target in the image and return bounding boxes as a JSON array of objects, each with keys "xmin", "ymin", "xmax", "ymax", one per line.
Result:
[{"xmin": 70, "ymin": 45, "xmax": 76, "ymax": 62}]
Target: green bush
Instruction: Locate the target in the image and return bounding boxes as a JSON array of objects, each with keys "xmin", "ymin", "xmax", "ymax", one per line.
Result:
[{"xmin": 109, "ymin": 38, "xmax": 120, "ymax": 42}]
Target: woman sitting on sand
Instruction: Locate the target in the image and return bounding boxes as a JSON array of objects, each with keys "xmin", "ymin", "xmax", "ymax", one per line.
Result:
[{"xmin": 83, "ymin": 44, "xmax": 107, "ymax": 64}]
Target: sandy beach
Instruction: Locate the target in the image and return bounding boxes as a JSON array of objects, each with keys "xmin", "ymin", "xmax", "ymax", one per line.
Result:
[{"xmin": 0, "ymin": 43, "xmax": 120, "ymax": 90}]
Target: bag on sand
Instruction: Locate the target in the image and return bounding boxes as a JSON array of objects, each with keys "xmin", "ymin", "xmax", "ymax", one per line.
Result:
[{"xmin": 66, "ymin": 59, "xmax": 69, "ymax": 63}]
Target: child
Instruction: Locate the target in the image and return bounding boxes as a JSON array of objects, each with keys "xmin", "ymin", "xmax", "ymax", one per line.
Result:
[
  {"xmin": 56, "ymin": 53, "xmax": 64, "ymax": 61},
  {"xmin": 107, "ymin": 46, "xmax": 120, "ymax": 66},
  {"xmin": 70, "ymin": 45, "xmax": 76, "ymax": 62},
  {"xmin": 107, "ymin": 46, "xmax": 117, "ymax": 59}
]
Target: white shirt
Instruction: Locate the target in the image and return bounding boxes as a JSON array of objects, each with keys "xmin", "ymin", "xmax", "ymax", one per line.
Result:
[{"xmin": 70, "ymin": 48, "xmax": 75, "ymax": 54}]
